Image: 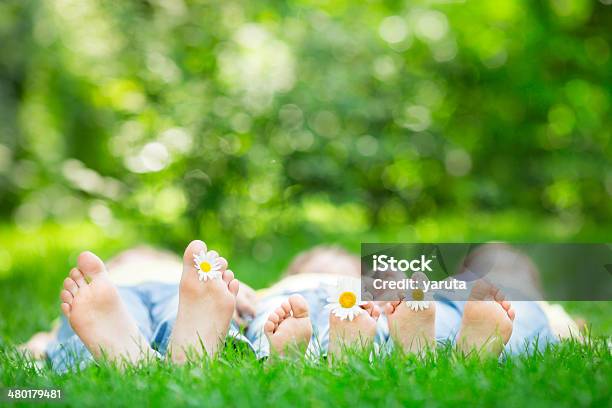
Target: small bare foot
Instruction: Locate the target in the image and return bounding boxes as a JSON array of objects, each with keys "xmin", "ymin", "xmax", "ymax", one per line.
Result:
[
  {"xmin": 264, "ymin": 294, "xmax": 313, "ymax": 357},
  {"xmin": 168, "ymin": 240, "xmax": 238, "ymax": 363},
  {"xmin": 19, "ymin": 330, "xmax": 57, "ymax": 360},
  {"xmin": 457, "ymin": 280, "xmax": 515, "ymax": 356},
  {"xmin": 385, "ymin": 300, "xmax": 435, "ymax": 354},
  {"xmin": 328, "ymin": 302, "xmax": 380, "ymax": 362},
  {"xmin": 60, "ymin": 252, "xmax": 152, "ymax": 364}
]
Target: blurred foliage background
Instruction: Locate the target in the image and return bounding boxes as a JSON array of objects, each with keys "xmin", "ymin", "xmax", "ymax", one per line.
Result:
[{"xmin": 0, "ymin": 0, "xmax": 610, "ymax": 293}]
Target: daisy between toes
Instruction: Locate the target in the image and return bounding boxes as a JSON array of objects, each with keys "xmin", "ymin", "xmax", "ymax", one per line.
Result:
[
  {"xmin": 325, "ymin": 278, "xmax": 368, "ymax": 321},
  {"xmin": 404, "ymin": 272, "xmax": 434, "ymax": 311},
  {"xmin": 194, "ymin": 249, "xmax": 223, "ymax": 281}
]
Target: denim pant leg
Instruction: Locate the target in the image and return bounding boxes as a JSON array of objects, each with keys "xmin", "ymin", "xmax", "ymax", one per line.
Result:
[
  {"xmin": 435, "ymin": 300, "xmax": 464, "ymax": 344},
  {"xmin": 142, "ymin": 282, "xmax": 179, "ymax": 353},
  {"xmin": 146, "ymin": 283, "xmax": 255, "ymax": 356},
  {"xmin": 505, "ymin": 301, "xmax": 557, "ymax": 353},
  {"xmin": 46, "ymin": 286, "xmax": 154, "ymax": 373}
]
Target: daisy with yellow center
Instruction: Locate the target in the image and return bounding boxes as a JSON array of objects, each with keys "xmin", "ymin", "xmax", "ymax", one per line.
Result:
[
  {"xmin": 325, "ymin": 278, "xmax": 367, "ymax": 321},
  {"xmin": 193, "ymin": 249, "xmax": 222, "ymax": 282},
  {"xmin": 405, "ymin": 272, "xmax": 434, "ymax": 311}
]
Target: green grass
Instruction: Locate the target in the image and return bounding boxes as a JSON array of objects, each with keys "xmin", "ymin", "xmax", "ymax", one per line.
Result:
[
  {"xmin": 1, "ymin": 340, "xmax": 610, "ymax": 407},
  {"xmin": 0, "ymin": 223, "xmax": 610, "ymax": 406}
]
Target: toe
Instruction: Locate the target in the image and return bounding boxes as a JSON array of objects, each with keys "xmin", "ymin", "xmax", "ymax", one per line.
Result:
[
  {"xmin": 264, "ymin": 320, "xmax": 275, "ymax": 336},
  {"xmin": 228, "ymin": 277, "xmax": 239, "ymax": 297},
  {"xmin": 183, "ymin": 240, "xmax": 206, "ymax": 267},
  {"xmin": 268, "ymin": 312, "xmax": 280, "ymax": 330},
  {"xmin": 288, "ymin": 294, "xmax": 309, "ymax": 318},
  {"xmin": 222, "ymin": 269, "xmax": 234, "ymax": 285},
  {"xmin": 217, "ymin": 256, "xmax": 228, "ymax": 272},
  {"xmin": 63, "ymin": 278, "xmax": 78, "ymax": 296},
  {"xmin": 500, "ymin": 300, "xmax": 512, "ymax": 311},
  {"xmin": 371, "ymin": 303, "xmax": 382, "ymax": 320},
  {"xmin": 77, "ymin": 251, "xmax": 106, "ymax": 279},
  {"xmin": 60, "ymin": 289, "xmax": 73, "ymax": 304},
  {"xmin": 61, "ymin": 303, "xmax": 71, "ymax": 317},
  {"xmin": 384, "ymin": 302, "xmax": 395, "ymax": 315},
  {"xmin": 362, "ymin": 301, "xmax": 379, "ymax": 319},
  {"xmin": 275, "ymin": 307, "xmax": 287, "ymax": 321},
  {"xmin": 507, "ymin": 307, "xmax": 516, "ymax": 321},
  {"xmin": 281, "ymin": 300, "xmax": 291, "ymax": 315},
  {"xmin": 70, "ymin": 268, "xmax": 87, "ymax": 287},
  {"xmin": 269, "ymin": 312, "xmax": 280, "ymax": 324}
]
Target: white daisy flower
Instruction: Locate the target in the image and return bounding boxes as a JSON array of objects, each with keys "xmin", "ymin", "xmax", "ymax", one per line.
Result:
[
  {"xmin": 193, "ymin": 250, "xmax": 223, "ymax": 282},
  {"xmin": 405, "ymin": 272, "xmax": 434, "ymax": 311},
  {"xmin": 325, "ymin": 277, "xmax": 367, "ymax": 321}
]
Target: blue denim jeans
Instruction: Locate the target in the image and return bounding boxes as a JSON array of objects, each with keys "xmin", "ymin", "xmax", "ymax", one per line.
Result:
[{"xmin": 46, "ymin": 282, "xmax": 557, "ymax": 372}]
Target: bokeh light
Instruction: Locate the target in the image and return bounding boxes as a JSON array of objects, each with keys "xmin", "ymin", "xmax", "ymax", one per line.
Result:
[{"xmin": 0, "ymin": 0, "xmax": 609, "ymax": 263}]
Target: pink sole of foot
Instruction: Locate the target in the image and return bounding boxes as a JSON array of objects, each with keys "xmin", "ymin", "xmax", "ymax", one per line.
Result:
[
  {"xmin": 457, "ymin": 281, "xmax": 515, "ymax": 355},
  {"xmin": 264, "ymin": 294, "xmax": 313, "ymax": 355},
  {"xmin": 328, "ymin": 302, "xmax": 379, "ymax": 362},
  {"xmin": 61, "ymin": 251, "xmax": 151, "ymax": 364},
  {"xmin": 385, "ymin": 300, "xmax": 436, "ymax": 354}
]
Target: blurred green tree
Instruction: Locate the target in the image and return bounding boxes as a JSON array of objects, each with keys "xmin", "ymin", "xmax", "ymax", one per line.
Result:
[{"xmin": 0, "ymin": 0, "xmax": 610, "ymax": 255}]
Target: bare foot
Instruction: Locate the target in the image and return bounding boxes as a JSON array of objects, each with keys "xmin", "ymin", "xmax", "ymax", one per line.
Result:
[
  {"xmin": 19, "ymin": 330, "xmax": 57, "ymax": 360},
  {"xmin": 328, "ymin": 302, "xmax": 379, "ymax": 362},
  {"xmin": 385, "ymin": 300, "xmax": 435, "ymax": 354},
  {"xmin": 168, "ymin": 240, "xmax": 238, "ymax": 363},
  {"xmin": 264, "ymin": 294, "xmax": 313, "ymax": 357},
  {"xmin": 385, "ymin": 272, "xmax": 436, "ymax": 354},
  {"xmin": 60, "ymin": 252, "xmax": 152, "ymax": 364},
  {"xmin": 457, "ymin": 280, "xmax": 515, "ymax": 356}
]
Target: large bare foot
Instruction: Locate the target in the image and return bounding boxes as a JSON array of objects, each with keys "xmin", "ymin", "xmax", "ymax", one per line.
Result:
[
  {"xmin": 168, "ymin": 240, "xmax": 238, "ymax": 363},
  {"xmin": 264, "ymin": 294, "xmax": 313, "ymax": 357},
  {"xmin": 328, "ymin": 302, "xmax": 379, "ymax": 362},
  {"xmin": 60, "ymin": 252, "xmax": 152, "ymax": 364},
  {"xmin": 457, "ymin": 280, "xmax": 515, "ymax": 356}
]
